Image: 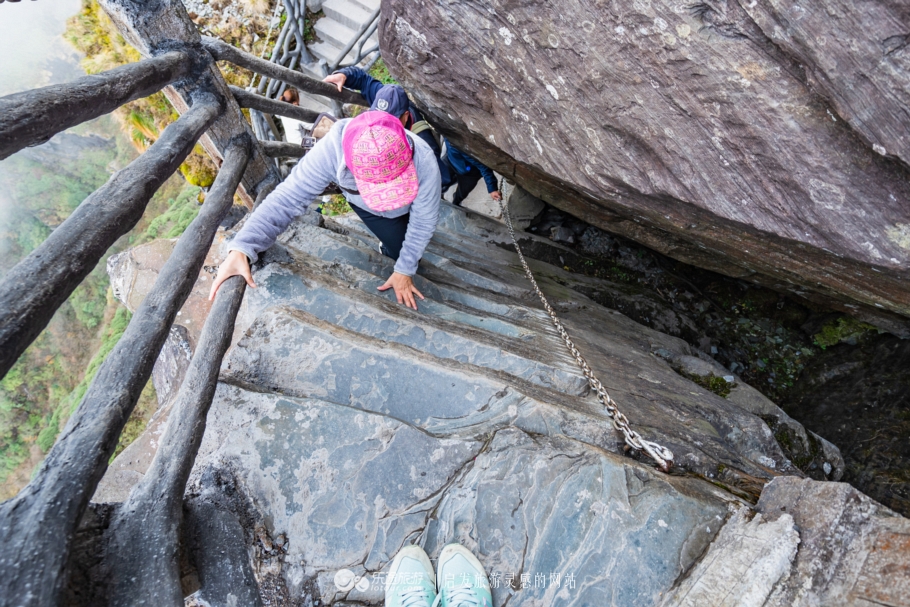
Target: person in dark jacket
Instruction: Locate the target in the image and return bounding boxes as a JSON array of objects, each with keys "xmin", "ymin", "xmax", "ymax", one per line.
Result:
[
  {"xmin": 443, "ymin": 142, "xmax": 501, "ymax": 205},
  {"xmin": 324, "ymin": 67, "xmax": 501, "ymax": 205}
]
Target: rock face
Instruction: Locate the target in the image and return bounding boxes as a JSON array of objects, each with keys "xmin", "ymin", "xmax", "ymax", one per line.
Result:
[
  {"xmin": 782, "ymin": 333, "xmax": 910, "ymax": 515},
  {"xmin": 100, "ymin": 201, "xmax": 857, "ymax": 604},
  {"xmin": 661, "ymin": 476, "xmax": 910, "ymax": 606},
  {"xmin": 379, "ymin": 0, "xmax": 910, "ymax": 335}
]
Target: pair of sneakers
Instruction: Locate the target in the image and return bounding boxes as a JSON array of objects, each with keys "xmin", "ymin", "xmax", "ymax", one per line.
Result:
[{"xmin": 385, "ymin": 543, "xmax": 493, "ymax": 607}]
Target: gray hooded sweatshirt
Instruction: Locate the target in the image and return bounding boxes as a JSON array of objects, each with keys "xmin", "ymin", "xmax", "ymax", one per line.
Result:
[{"xmin": 229, "ymin": 117, "xmax": 442, "ymax": 276}]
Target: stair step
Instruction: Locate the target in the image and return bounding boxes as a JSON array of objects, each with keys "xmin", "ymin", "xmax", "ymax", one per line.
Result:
[
  {"xmin": 240, "ymin": 267, "xmax": 588, "ymax": 395},
  {"xmin": 274, "ymin": 223, "xmax": 510, "ymax": 322},
  {"xmin": 314, "ymin": 18, "xmax": 358, "ymax": 49},
  {"xmin": 322, "ymin": 0, "xmax": 375, "ymax": 31},
  {"xmin": 223, "ymin": 307, "xmax": 603, "ymax": 442},
  {"xmin": 296, "ymin": 93, "xmax": 333, "ymax": 116},
  {"xmin": 309, "ymin": 40, "xmax": 358, "ymax": 67},
  {"xmin": 348, "ymin": 0, "xmax": 380, "ymax": 14}
]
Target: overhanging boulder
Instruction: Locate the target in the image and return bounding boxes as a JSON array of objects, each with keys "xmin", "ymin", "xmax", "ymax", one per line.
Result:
[{"xmin": 379, "ymin": 0, "xmax": 910, "ymax": 335}]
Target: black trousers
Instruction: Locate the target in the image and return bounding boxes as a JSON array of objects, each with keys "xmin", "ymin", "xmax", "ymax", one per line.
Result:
[
  {"xmin": 442, "ymin": 158, "xmax": 483, "ymax": 206},
  {"xmin": 349, "ymin": 203, "xmax": 410, "ymax": 260}
]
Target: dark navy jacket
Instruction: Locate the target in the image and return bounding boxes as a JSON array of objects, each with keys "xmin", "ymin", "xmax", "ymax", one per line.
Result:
[
  {"xmin": 443, "ymin": 141, "xmax": 499, "ymax": 193},
  {"xmin": 337, "ymin": 67, "xmax": 497, "ymax": 192}
]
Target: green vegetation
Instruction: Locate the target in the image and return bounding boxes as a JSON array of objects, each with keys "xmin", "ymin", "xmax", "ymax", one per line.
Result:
[
  {"xmin": 179, "ymin": 147, "xmax": 217, "ymax": 188},
  {"xmin": 304, "ymin": 10, "xmax": 324, "ymax": 44},
  {"xmin": 0, "ymin": 119, "xmax": 194, "ymax": 497},
  {"xmin": 65, "ymin": 0, "xmax": 216, "ymax": 177},
  {"xmin": 321, "ymin": 193, "xmax": 353, "ymax": 216},
  {"xmin": 36, "ymin": 306, "xmax": 132, "ymax": 453},
  {"xmin": 2, "ymin": 0, "xmax": 277, "ymax": 498},
  {"xmin": 813, "ymin": 316, "xmax": 879, "ymax": 349},
  {"xmin": 142, "ymin": 183, "xmax": 203, "ymax": 240},
  {"xmin": 369, "ymin": 58, "xmax": 398, "ymax": 85},
  {"xmin": 686, "ymin": 373, "xmax": 734, "ymax": 398}
]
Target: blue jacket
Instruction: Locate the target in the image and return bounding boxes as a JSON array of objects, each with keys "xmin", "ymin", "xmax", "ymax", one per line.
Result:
[
  {"xmin": 444, "ymin": 140, "xmax": 499, "ymax": 193},
  {"xmin": 337, "ymin": 67, "xmax": 497, "ymax": 192}
]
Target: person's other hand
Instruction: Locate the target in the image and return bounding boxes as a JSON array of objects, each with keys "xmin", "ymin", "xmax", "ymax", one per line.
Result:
[
  {"xmin": 323, "ymin": 72, "xmax": 347, "ymax": 93},
  {"xmin": 209, "ymin": 250, "xmax": 256, "ymax": 300},
  {"xmin": 377, "ymin": 272, "xmax": 425, "ymax": 310},
  {"xmin": 490, "ymin": 190, "xmax": 503, "ymax": 201}
]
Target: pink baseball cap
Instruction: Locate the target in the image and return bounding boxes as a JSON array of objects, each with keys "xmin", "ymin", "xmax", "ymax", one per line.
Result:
[{"xmin": 343, "ymin": 111, "xmax": 419, "ymax": 212}]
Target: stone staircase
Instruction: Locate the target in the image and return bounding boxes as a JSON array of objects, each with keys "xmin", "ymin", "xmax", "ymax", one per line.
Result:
[
  {"xmin": 308, "ymin": 0, "xmax": 380, "ymax": 68},
  {"xmin": 97, "ymin": 199, "xmax": 858, "ymax": 604}
]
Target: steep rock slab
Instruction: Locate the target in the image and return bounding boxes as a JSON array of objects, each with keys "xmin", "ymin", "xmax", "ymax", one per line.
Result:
[
  {"xmin": 421, "ymin": 428, "xmax": 729, "ymax": 607},
  {"xmin": 224, "ymin": 205, "xmax": 815, "ymax": 484},
  {"xmin": 189, "ymin": 388, "xmax": 732, "ymax": 605},
  {"xmin": 379, "ymin": 0, "xmax": 910, "ymax": 334},
  {"xmin": 100, "ymin": 199, "xmax": 848, "ymax": 603},
  {"xmin": 190, "ymin": 385, "xmax": 485, "ymax": 604}
]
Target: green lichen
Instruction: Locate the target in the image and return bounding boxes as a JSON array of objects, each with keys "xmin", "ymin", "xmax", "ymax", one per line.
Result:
[
  {"xmin": 685, "ymin": 373, "xmax": 733, "ymax": 398},
  {"xmin": 178, "ymin": 147, "xmax": 217, "ymax": 188},
  {"xmin": 321, "ymin": 194, "xmax": 352, "ymax": 216},
  {"xmin": 813, "ymin": 316, "xmax": 878, "ymax": 349}
]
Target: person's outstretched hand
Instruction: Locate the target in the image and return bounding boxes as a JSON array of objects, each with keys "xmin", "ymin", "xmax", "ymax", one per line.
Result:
[
  {"xmin": 377, "ymin": 272, "xmax": 424, "ymax": 310},
  {"xmin": 323, "ymin": 72, "xmax": 347, "ymax": 93},
  {"xmin": 209, "ymin": 250, "xmax": 256, "ymax": 300},
  {"xmin": 490, "ymin": 190, "xmax": 503, "ymax": 201}
]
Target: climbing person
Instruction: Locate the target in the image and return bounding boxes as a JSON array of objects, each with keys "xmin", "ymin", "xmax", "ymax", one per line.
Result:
[
  {"xmin": 280, "ymin": 88, "xmax": 299, "ymax": 105},
  {"xmin": 208, "ymin": 109, "xmax": 442, "ymax": 311},
  {"xmin": 442, "ymin": 144, "xmax": 501, "ymax": 207},
  {"xmin": 323, "ymin": 67, "xmax": 502, "ymax": 205},
  {"xmin": 385, "ymin": 543, "xmax": 493, "ymax": 607},
  {"xmin": 277, "ymin": 87, "xmax": 306, "ymax": 146}
]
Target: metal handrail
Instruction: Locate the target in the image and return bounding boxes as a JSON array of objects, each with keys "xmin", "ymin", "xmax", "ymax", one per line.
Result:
[{"xmin": 328, "ymin": 5, "xmax": 381, "ymax": 72}]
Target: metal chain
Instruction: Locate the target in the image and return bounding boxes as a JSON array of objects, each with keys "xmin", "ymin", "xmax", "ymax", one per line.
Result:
[{"xmin": 498, "ymin": 200, "xmax": 674, "ymax": 472}]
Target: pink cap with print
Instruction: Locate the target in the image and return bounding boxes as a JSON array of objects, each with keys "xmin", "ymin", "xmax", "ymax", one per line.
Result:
[{"xmin": 343, "ymin": 111, "xmax": 418, "ymax": 212}]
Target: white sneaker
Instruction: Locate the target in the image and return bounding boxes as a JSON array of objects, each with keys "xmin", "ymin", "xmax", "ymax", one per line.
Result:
[
  {"xmin": 434, "ymin": 543, "xmax": 493, "ymax": 607},
  {"xmin": 385, "ymin": 544, "xmax": 437, "ymax": 607}
]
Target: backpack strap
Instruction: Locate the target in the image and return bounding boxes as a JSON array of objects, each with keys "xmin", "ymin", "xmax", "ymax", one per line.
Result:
[{"xmin": 410, "ymin": 120, "xmax": 441, "ymax": 149}]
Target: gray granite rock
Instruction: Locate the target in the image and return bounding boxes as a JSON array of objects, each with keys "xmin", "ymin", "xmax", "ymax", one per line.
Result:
[
  {"xmin": 379, "ymin": 0, "xmax": 910, "ymax": 335},
  {"xmin": 662, "ymin": 476, "xmax": 910, "ymax": 607},
  {"xmin": 151, "ymin": 325, "xmax": 192, "ymax": 408},
  {"xmin": 190, "ymin": 384, "xmax": 486, "ymax": 604},
  {"xmin": 222, "ymin": 203, "xmax": 827, "ymax": 486},
  {"xmin": 420, "ymin": 428, "xmax": 729, "ymax": 607},
  {"xmin": 106, "ymin": 199, "xmax": 856, "ymax": 604},
  {"xmin": 659, "ymin": 352, "xmax": 844, "ymax": 481},
  {"xmin": 504, "ymin": 183, "xmax": 546, "ymax": 230}
]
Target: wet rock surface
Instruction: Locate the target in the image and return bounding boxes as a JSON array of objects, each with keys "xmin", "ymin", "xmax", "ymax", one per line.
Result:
[{"xmin": 380, "ymin": 0, "xmax": 910, "ymax": 334}]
